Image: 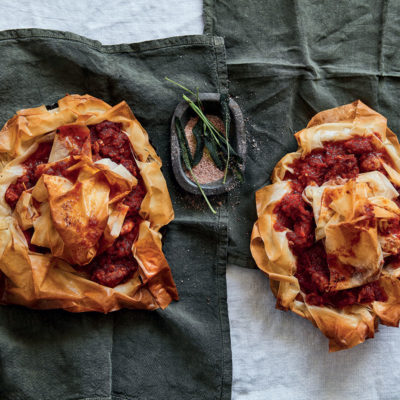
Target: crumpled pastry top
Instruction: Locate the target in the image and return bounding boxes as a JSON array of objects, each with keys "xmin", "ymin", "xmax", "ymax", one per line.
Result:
[
  {"xmin": 0, "ymin": 94, "xmax": 178, "ymax": 313},
  {"xmin": 251, "ymin": 100, "xmax": 400, "ymax": 351}
]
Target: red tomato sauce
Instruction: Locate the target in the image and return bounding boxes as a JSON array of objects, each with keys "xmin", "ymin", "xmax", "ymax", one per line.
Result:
[
  {"xmin": 285, "ymin": 137, "xmax": 392, "ymax": 190},
  {"xmin": 4, "ymin": 121, "xmax": 146, "ymax": 289},
  {"xmin": 385, "ymin": 253, "xmax": 400, "ymax": 269},
  {"xmin": 379, "ymin": 218, "xmax": 400, "ymax": 236},
  {"xmin": 89, "ymin": 121, "xmax": 139, "ymax": 177},
  {"xmin": 87, "ymin": 121, "xmax": 146, "ymax": 288},
  {"xmin": 57, "ymin": 125, "xmax": 89, "ymax": 154},
  {"xmin": 89, "ymin": 215, "xmax": 143, "ymax": 288},
  {"xmin": 274, "ymin": 136, "xmax": 389, "ymax": 308},
  {"xmin": 5, "ymin": 142, "xmax": 52, "ymax": 208},
  {"xmin": 273, "ymin": 185, "xmax": 314, "ymax": 253},
  {"xmin": 35, "ymin": 157, "xmax": 80, "ymax": 182},
  {"xmin": 295, "ymin": 242, "xmax": 387, "ymax": 308}
]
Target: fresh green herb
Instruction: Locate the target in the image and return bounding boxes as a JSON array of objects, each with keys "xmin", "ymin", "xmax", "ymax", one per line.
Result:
[
  {"xmin": 165, "ymin": 77, "xmax": 196, "ymax": 96},
  {"xmin": 192, "ymin": 120, "xmax": 205, "ymax": 166},
  {"xmin": 175, "ymin": 118, "xmax": 193, "ymax": 166},
  {"xmin": 175, "ymin": 118, "xmax": 216, "ymax": 214},
  {"xmin": 181, "ymin": 94, "xmax": 240, "ymax": 159},
  {"xmin": 182, "ymin": 94, "xmax": 221, "ymax": 145},
  {"xmin": 195, "ymin": 87, "xmax": 203, "ymax": 110},
  {"xmin": 166, "ymin": 77, "xmax": 243, "ymax": 213},
  {"xmin": 204, "ymin": 134, "xmax": 224, "ymax": 170}
]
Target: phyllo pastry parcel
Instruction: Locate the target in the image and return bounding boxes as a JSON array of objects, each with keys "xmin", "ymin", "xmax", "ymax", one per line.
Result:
[
  {"xmin": 0, "ymin": 94, "xmax": 178, "ymax": 312},
  {"xmin": 251, "ymin": 101, "xmax": 400, "ymax": 351}
]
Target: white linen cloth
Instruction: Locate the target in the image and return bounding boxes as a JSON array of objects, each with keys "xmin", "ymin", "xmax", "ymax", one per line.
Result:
[{"xmin": 1, "ymin": 1, "xmax": 400, "ymax": 399}]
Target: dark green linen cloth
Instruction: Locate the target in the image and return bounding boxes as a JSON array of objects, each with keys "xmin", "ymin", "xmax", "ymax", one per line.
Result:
[
  {"xmin": 0, "ymin": 29, "xmax": 231, "ymax": 400},
  {"xmin": 204, "ymin": 0, "xmax": 400, "ymax": 268}
]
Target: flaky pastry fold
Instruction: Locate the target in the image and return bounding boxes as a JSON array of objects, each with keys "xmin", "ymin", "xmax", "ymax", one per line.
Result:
[
  {"xmin": 251, "ymin": 100, "xmax": 400, "ymax": 350},
  {"xmin": 0, "ymin": 95, "xmax": 178, "ymax": 312}
]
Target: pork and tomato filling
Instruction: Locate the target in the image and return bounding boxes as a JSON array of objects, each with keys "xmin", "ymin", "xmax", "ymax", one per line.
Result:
[
  {"xmin": 5, "ymin": 121, "xmax": 146, "ymax": 288},
  {"xmin": 274, "ymin": 136, "xmax": 400, "ymax": 308}
]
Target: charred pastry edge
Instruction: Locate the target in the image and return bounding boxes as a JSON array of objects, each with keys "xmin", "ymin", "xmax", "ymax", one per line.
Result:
[
  {"xmin": 251, "ymin": 100, "xmax": 400, "ymax": 351},
  {"xmin": 0, "ymin": 94, "xmax": 178, "ymax": 312}
]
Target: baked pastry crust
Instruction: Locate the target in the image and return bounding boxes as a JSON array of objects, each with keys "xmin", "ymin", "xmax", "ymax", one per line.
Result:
[
  {"xmin": 251, "ymin": 100, "xmax": 400, "ymax": 351},
  {"xmin": 0, "ymin": 94, "xmax": 178, "ymax": 312}
]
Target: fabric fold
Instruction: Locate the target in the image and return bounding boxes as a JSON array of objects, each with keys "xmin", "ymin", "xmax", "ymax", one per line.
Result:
[{"xmin": 0, "ymin": 28, "xmax": 231, "ymax": 400}]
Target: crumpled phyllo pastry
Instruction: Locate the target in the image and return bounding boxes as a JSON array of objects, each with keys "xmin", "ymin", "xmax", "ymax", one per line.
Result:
[
  {"xmin": 251, "ymin": 100, "xmax": 400, "ymax": 351},
  {"xmin": 0, "ymin": 94, "xmax": 178, "ymax": 312}
]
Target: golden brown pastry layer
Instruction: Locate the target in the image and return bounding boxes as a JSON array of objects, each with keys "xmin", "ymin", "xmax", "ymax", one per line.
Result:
[
  {"xmin": 0, "ymin": 94, "xmax": 178, "ymax": 313},
  {"xmin": 251, "ymin": 100, "xmax": 400, "ymax": 351}
]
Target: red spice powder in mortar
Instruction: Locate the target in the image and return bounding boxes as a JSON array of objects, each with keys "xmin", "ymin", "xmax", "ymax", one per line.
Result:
[{"xmin": 184, "ymin": 115, "xmax": 225, "ymax": 184}]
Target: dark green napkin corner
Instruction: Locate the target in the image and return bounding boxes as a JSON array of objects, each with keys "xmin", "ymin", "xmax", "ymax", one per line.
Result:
[
  {"xmin": 204, "ymin": 0, "xmax": 400, "ymax": 268},
  {"xmin": 0, "ymin": 30, "xmax": 231, "ymax": 400}
]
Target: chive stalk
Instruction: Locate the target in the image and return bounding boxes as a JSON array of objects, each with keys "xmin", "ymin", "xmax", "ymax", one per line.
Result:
[{"xmin": 165, "ymin": 77, "xmax": 196, "ymax": 96}]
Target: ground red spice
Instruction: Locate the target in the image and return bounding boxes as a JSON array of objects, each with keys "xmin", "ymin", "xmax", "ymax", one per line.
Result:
[
  {"xmin": 184, "ymin": 115, "xmax": 225, "ymax": 184},
  {"xmin": 274, "ymin": 136, "xmax": 390, "ymax": 308},
  {"xmin": 5, "ymin": 121, "xmax": 146, "ymax": 288}
]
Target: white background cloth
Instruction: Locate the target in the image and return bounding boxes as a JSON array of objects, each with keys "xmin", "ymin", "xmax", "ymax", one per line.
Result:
[{"xmin": 1, "ymin": 1, "xmax": 400, "ymax": 399}]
